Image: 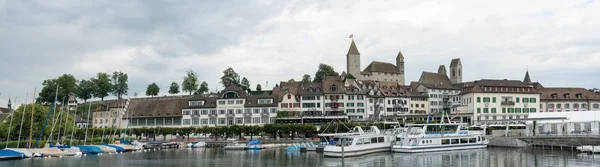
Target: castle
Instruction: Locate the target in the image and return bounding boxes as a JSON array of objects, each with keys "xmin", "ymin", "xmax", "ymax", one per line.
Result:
[{"xmin": 346, "ymin": 40, "xmax": 406, "ymax": 85}]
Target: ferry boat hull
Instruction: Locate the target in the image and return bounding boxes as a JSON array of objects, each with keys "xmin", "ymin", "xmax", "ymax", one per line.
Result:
[
  {"xmin": 323, "ymin": 145, "xmax": 390, "ymax": 157},
  {"xmin": 392, "ymin": 144, "xmax": 487, "ymax": 153}
]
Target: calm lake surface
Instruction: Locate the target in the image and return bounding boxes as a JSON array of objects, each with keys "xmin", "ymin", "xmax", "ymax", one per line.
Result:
[{"xmin": 1, "ymin": 147, "xmax": 599, "ymax": 167}]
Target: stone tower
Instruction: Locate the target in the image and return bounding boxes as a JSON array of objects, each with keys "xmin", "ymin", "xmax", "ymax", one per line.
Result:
[
  {"xmin": 437, "ymin": 65, "xmax": 447, "ymax": 76},
  {"xmin": 396, "ymin": 51, "xmax": 405, "ymax": 85},
  {"xmin": 347, "ymin": 40, "xmax": 361, "ymax": 79},
  {"xmin": 449, "ymin": 58, "xmax": 462, "ymax": 84}
]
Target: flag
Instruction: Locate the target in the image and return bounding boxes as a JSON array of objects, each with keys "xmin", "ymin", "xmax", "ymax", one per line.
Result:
[{"xmin": 349, "ymin": 34, "xmax": 353, "ymax": 38}]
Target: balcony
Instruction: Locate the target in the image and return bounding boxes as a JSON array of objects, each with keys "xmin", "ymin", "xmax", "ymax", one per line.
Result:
[
  {"xmin": 501, "ymin": 101, "xmax": 515, "ymax": 106},
  {"xmin": 208, "ymin": 113, "xmax": 217, "ymax": 117}
]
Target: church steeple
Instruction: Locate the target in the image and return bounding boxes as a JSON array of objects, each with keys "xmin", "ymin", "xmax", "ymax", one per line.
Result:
[
  {"xmin": 347, "ymin": 40, "xmax": 360, "ymax": 55},
  {"xmin": 7, "ymin": 98, "xmax": 12, "ymax": 109},
  {"xmin": 523, "ymin": 70, "xmax": 532, "ymax": 84}
]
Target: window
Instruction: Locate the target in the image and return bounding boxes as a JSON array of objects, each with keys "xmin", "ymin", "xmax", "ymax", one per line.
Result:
[
  {"xmin": 530, "ymin": 108, "xmax": 536, "ymax": 113},
  {"xmin": 201, "ymin": 110, "xmax": 208, "ymax": 115},
  {"xmin": 219, "ymin": 110, "xmax": 225, "ymax": 114},
  {"xmin": 483, "ymin": 97, "xmax": 490, "ymax": 102},
  {"xmin": 515, "ymin": 108, "xmax": 522, "ymax": 113},
  {"xmin": 183, "ymin": 119, "xmax": 191, "ymax": 125},
  {"xmin": 357, "ymin": 109, "xmax": 365, "ymax": 113},
  {"xmin": 209, "ymin": 118, "xmax": 216, "ymax": 124},
  {"xmin": 371, "ymin": 138, "xmax": 378, "ymax": 143},
  {"xmin": 201, "ymin": 119, "xmax": 208, "ymax": 125},
  {"xmin": 253, "ymin": 117, "xmax": 261, "ymax": 124},
  {"xmin": 236, "ymin": 109, "xmax": 243, "ymax": 114},
  {"xmin": 461, "ymin": 138, "xmax": 468, "ymax": 144},
  {"xmin": 218, "ymin": 100, "xmax": 226, "ymax": 105},
  {"xmin": 346, "ymin": 103, "xmax": 355, "ymax": 107},
  {"xmin": 288, "ymin": 95, "xmax": 291, "ymax": 99},
  {"xmin": 531, "ymin": 98, "xmax": 536, "ymax": 103},
  {"xmin": 492, "ymin": 97, "xmax": 496, "ymax": 103},
  {"xmin": 184, "ymin": 111, "xmax": 190, "ymax": 115},
  {"xmin": 477, "ymin": 108, "xmax": 481, "ymax": 113},
  {"xmin": 451, "ymin": 139, "xmax": 459, "ymax": 144},
  {"xmin": 254, "ymin": 109, "xmax": 260, "ymax": 114},
  {"xmin": 193, "ymin": 110, "xmax": 199, "ymax": 115},
  {"xmin": 331, "ymin": 85, "xmax": 337, "ymax": 92},
  {"xmin": 516, "ymin": 97, "xmax": 520, "ymax": 103},
  {"xmin": 483, "ymin": 108, "xmax": 488, "ymax": 113},
  {"xmin": 491, "ymin": 108, "xmax": 496, "ymax": 113},
  {"xmin": 357, "ymin": 95, "xmax": 364, "ymax": 100},
  {"xmin": 357, "ymin": 103, "xmax": 364, "ymax": 107},
  {"xmin": 442, "ymin": 139, "xmax": 450, "ymax": 145},
  {"xmin": 236, "ymin": 100, "xmax": 243, "ymax": 104},
  {"xmin": 192, "ymin": 118, "xmax": 199, "ymax": 125},
  {"xmin": 523, "ymin": 108, "xmax": 529, "ymax": 113},
  {"xmin": 502, "ymin": 108, "xmax": 506, "ymax": 113},
  {"xmin": 258, "ymin": 99, "xmax": 273, "ymax": 104},
  {"xmin": 219, "ymin": 118, "xmax": 226, "ymax": 125},
  {"xmin": 477, "ymin": 97, "xmax": 481, "ymax": 103},
  {"xmin": 236, "ymin": 118, "xmax": 243, "ymax": 124},
  {"xmin": 227, "ymin": 100, "xmax": 234, "ymax": 104},
  {"xmin": 523, "ymin": 98, "xmax": 529, "ymax": 103}
]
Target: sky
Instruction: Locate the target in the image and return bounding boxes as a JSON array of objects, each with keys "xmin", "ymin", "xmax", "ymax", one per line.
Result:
[{"xmin": 1, "ymin": 0, "xmax": 599, "ymax": 106}]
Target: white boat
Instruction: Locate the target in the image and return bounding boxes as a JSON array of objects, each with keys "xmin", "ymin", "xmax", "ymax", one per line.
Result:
[
  {"xmin": 224, "ymin": 143, "xmax": 247, "ymax": 150},
  {"xmin": 192, "ymin": 142, "xmax": 207, "ymax": 148},
  {"xmin": 323, "ymin": 126, "xmax": 393, "ymax": 157},
  {"xmin": 392, "ymin": 123, "xmax": 488, "ymax": 153}
]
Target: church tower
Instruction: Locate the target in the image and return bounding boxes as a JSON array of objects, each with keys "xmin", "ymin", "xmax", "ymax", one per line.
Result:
[
  {"xmin": 347, "ymin": 40, "xmax": 361, "ymax": 79},
  {"xmin": 438, "ymin": 65, "xmax": 447, "ymax": 76},
  {"xmin": 396, "ymin": 51, "xmax": 405, "ymax": 85},
  {"xmin": 7, "ymin": 98, "xmax": 12, "ymax": 110},
  {"xmin": 450, "ymin": 58, "xmax": 462, "ymax": 84}
]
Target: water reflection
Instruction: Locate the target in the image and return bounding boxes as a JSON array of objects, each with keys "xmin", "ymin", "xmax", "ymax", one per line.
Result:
[{"xmin": 1, "ymin": 148, "xmax": 600, "ymax": 167}]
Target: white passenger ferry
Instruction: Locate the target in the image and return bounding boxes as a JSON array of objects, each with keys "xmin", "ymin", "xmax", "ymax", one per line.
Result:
[
  {"xmin": 323, "ymin": 126, "xmax": 393, "ymax": 157},
  {"xmin": 392, "ymin": 123, "xmax": 488, "ymax": 153}
]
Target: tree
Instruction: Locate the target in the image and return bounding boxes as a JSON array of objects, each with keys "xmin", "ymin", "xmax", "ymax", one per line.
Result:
[
  {"xmin": 241, "ymin": 77, "xmax": 251, "ymax": 91},
  {"xmin": 146, "ymin": 83, "xmax": 160, "ymax": 97},
  {"xmin": 220, "ymin": 67, "xmax": 240, "ymax": 88},
  {"xmin": 37, "ymin": 74, "xmax": 77, "ymax": 103},
  {"xmin": 111, "ymin": 71, "xmax": 129, "ymax": 99},
  {"xmin": 288, "ymin": 78, "xmax": 295, "ymax": 82},
  {"xmin": 302, "ymin": 74, "xmax": 312, "ymax": 83},
  {"xmin": 313, "ymin": 63, "xmax": 339, "ymax": 83},
  {"xmin": 92, "ymin": 72, "xmax": 113, "ymax": 101},
  {"xmin": 75, "ymin": 79, "xmax": 94, "ymax": 103},
  {"xmin": 182, "ymin": 70, "xmax": 199, "ymax": 95},
  {"xmin": 256, "ymin": 84, "xmax": 262, "ymax": 91},
  {"xmin": 168, "ymin": 82, "xmax": 180, "ymax": 95},
  {"xmin": 195, "ymin": 81, "xmax": 209, "ymax": 95}
]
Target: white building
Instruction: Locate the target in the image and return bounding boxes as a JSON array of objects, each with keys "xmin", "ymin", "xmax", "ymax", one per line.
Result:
[
  {"xmin": 346, "ymin": 40, "xmax": 406, "ymax": 85},
  {"xmin": 181, "ymin": 85, "xmax": 278, "ymax": 127},
  {"xmin": 527, "ymin": 111, "xmax": 600, "ymax": 136},
  {"xmin": 459, "ymin": 79, "xmax": 540, "ymax": 125},
  {"xmin": 538, "ymin": 88, "xmax": 600, "ymax": 112},
  {"xmin": 93, "ymin": 99, "xmax": 129, "ymax": 128}
]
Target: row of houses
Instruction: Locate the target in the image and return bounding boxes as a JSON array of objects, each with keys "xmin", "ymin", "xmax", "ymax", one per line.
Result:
[{"xmin": 82, "ymin": 40, "xmax": 600, "ymax": 128}]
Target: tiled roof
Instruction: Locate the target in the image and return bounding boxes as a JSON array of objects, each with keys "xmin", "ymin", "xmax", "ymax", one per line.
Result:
[
  {"xmin": 125, "ymin": 98, "xmax": 188, "ymax": 118},
  {"xmin": 245, "ymin": 94, "xmax": 279, "ymax": 107},
  {"xmin": 417, "ymin": 72, "xmax": 455, "ymax": 89},
  {"xmin": 476, "ymin": 79, "xmax": 530, "ymax": 87},
  {"xmin": 347, "ymin": 40, "xmax": 360, "ymax": 55},
  {"xmin": 362, "ymin": 61, "xmax": 400, "ymax": 74},
  {"xmin": 538, "ymin": 88, "xmax": 600, "ymax": 101},
  {"xmin": 299, "ymin": 82, "xmax": 323, "ymax": 95},
  {"xmin": 450, "ymin": 58, "xmax": 461, "ymax": 67},
  {"xmin": 222, "ymin": 85, "xmax": 247, "ymax": 98},
  {"xmin": 461, "ymin": 79, "xmax": 539, "ymax": 94},
  {"xmin": 322, "ymin": 76, "xmax": 345, "ymax": 94}
]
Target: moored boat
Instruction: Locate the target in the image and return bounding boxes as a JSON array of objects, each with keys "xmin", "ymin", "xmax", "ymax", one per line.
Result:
[
  {"xmin": 78, "ymin": 145, "xmax": 104, "ymax": 154},
  {"xmin": 323, "ymin": 126, "xmax": 393, "ymax": 158},
  {"xmin": 224, "ymin": 143, "xmax": 247, "ymax": 150},
  {"xmin": 29, "ymin": 147, "xmax": 64, "ymax": 157},
  {"xmin": 392, "ymin": 123, "xmax": 488, "ymax": 153}
]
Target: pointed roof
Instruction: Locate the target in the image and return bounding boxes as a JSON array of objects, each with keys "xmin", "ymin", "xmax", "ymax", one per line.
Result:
[
  {"xmin": 396, "ymin": 51, "xmax": 404, "ymax": 59},
  {"xmin": 523, "ymin": 71, "xmax": 532, "ymax": 84},
  {"xmin": 347, "ymin": 40, "xmax": 360, "ymax": 55},
  {"xmin": 450, "ymin": 58, "xmax": 461, "ymax": 67},
  {"xmin": 437, "ymin": 65, "xmax": 446, "ymax": 75}
]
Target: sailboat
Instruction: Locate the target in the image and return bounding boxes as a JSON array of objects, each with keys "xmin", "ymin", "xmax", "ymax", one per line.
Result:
[
  {"xmin": 28, "ymin": 85, "xmax": 66, "ymax": 157},
  {"xmin": 1, "ymin": 95, "xmax": 30, "ymax": 160}
]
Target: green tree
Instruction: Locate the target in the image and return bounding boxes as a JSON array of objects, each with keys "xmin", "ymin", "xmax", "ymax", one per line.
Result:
[
  {"xmin": 168, "ymin": 82, "xmax": 180, "ymax": 95},
  {"xmin": 145, "ymin": 83, "xmax": 160, "ymax": 97},
  {"xmin": 220, "ymin": 67, "xmax": 240, "ymax": 88},
  {"xmin": 111, "ymin": 71, "xmax": 129, "ymax": 99},
  {"xmin": 195, "ymin": 81, "xmax": 209, "ymax": 95},
  {"xmin": 75, "ymin": 79, "xmax": 94, "ymax": 103},
  {"xmin": 302, "ymin": 74, "xmax": 312, "ymax": 83},
  {"xmin": 256, "ymin": 84, "xmax": 262, "ymax": 91},
  {"xmin": 37, "ymin": 74, "xmax": 77, "ymax": 103},
  {"xmin": 182, "ymin": 70, "xmax": 199, "ymax": 95},
  {"xmin": 240, "ymin": 77, "xmax": 251, "ymax": 91},
  {"xmin": 313, "ymin": 63, "xmax": 339, "ymax": 83},
  {"xmin": 288, "ymin": 78, "xmax": 295, "ymax": 82},
  {"xmin": 0, "ymin": 104, "xmax": 75, "ymax": 143},
  {"xmin": 92, "ymin": 72, "xmax": 113, "ymax": 101}
]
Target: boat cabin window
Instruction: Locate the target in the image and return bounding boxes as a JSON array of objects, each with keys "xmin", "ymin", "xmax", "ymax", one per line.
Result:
[
  {"xmin": 336, "ymin": 138, "xmax": 353, "ymax": 146},
  {"xmin": 363, "ymin": 138, "xmax": 371, "ymax": 144},
  {"xmin": 460, "ymin": 138, "xmax": 468, "ymax": 144},
  {"xmin": 378, "ymin": 137, "xmax": 385, "ymax": 143},
  {"xmin": 451, "ymin": 139, "xmax": 459, "ymax": 144},
  {"xmin": 356, "ymin": 138, "xmax": 363, "ymax": 145},
  {"xmin": 371, "ymin": 137, "xmax": 378, "ymax": 143},
  {"xmin": 469, "ymin": 138, "xmax": 477, "ymax": 143},
  {"xmin": 442, "ymin": 139, "xmax": 450, "ymax": 145},
  {"xmin": 396, "ymin": 137, "xmax": 402, "ymax": 142}
]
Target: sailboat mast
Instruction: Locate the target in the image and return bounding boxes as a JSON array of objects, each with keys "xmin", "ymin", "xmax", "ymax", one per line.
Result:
[
  {"xmin": 5, "ymin": 96, "xmax": 17, "ymax": 148},
  {"xmin": 69, "ymin": 104, "xmax": 77, "ymax": 146},
  {"xmin": 48, "ymin": 96, "xmax": 65, "ymax": 144},
  {"xmin": 35, "ymin": 85, "xmax": 58, "ymax": 148},
  {"xmin": 17, "ymin": 94, "xmax": 29, "ymax": 148},
  {"xmin": 61, "ymin": 97, "xmax": 71, "ymax": 144},
  {"xmin": 84, "ymin": 101, "xmax": 92, "ymax": 145},
  {"xmin": 28, "ymin": 88, "xmax": 36, "ymax": 149}
]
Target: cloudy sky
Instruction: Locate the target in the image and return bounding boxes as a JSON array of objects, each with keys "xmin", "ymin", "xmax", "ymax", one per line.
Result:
[{"xmin": 1, "ymin": 0, "xmax": 599, "ymax": 106}]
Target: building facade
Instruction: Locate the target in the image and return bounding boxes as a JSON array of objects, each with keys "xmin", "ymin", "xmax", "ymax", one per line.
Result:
[
  {"xmin": 538, "ymin": 88, "xmax": 600, "ymax": 112},
  {"xmin": 93, "ymin": 100, "xmax": 128, "ymax": 128}
]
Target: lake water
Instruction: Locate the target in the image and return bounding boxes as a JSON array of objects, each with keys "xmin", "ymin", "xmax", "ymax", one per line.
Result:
[{"xmin": 1, "ymin": 147, "xmax": 600, "ymax": 167}]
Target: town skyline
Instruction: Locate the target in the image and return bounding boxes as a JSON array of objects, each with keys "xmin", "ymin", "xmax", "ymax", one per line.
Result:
[{"xmin": 1, "ymin": 0, "xmax": 599, "ymax": 106}]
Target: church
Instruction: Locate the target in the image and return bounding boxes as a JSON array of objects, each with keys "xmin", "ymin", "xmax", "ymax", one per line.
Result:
[{"xmin": 346, "ymin": 40, "xmax": 405, "ymax": 84}]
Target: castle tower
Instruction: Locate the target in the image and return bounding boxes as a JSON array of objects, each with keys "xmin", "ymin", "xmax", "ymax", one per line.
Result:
[
  {"xmin": 347, "ymin": 40, "xmax": 361, "ymax": 79},
  {"xmin": 396, "ymin": 51, "xmax": 406, "ymax": 85},
  {"xmin": 437, "ymin": 65, "xmax": 447, "ymax": 76},
  {"xmin": 449, "ymin": 58, "xmax": 462, "ymax": 84}
]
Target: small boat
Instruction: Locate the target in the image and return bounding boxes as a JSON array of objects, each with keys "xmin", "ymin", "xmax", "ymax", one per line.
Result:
[
  {"xmin": 246, "ymin": 140, "xmax": 264, "ymax": 150},
  {"xmin": 188, "ymin": 142, "xmax": 206, "ymax": 148},
  {"xmin": 29, "ymin": 147, "xmax": 64, "ymax": 157},
  {"xmin": 78, "ymin": 145, "xmax": 104, "ymax": 154},
  {"xmin": 0, "ymin": 149, "xmax": 26, "ymax": 160},
  {"xmin": 323, "ymin": 126, "xmax": 393, "ymax": 158},
  {"xmin": 224, "ymin": 143, "xmax": 247, "ymax": 150},
  {"xmin": 104, "ymin": 145, "xmax": 126, "ymax": 153},
  {"xmin": 95, "ymin": 145, "xmax": 117, "ymax": 154},
  {"xmin": 111, "ymin": 144, "xmax": 137, "ymax": 152},
  {"xmin": 392, "ymin": 123, "xmax": 488, "ymax": 153},
  {"xmin": 143, "ymin": 142, "xmax": 162, "ymax": 149},
  {"xmin": 4, "ymin": 149, "xmax": 33, "ymax": 158}
]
